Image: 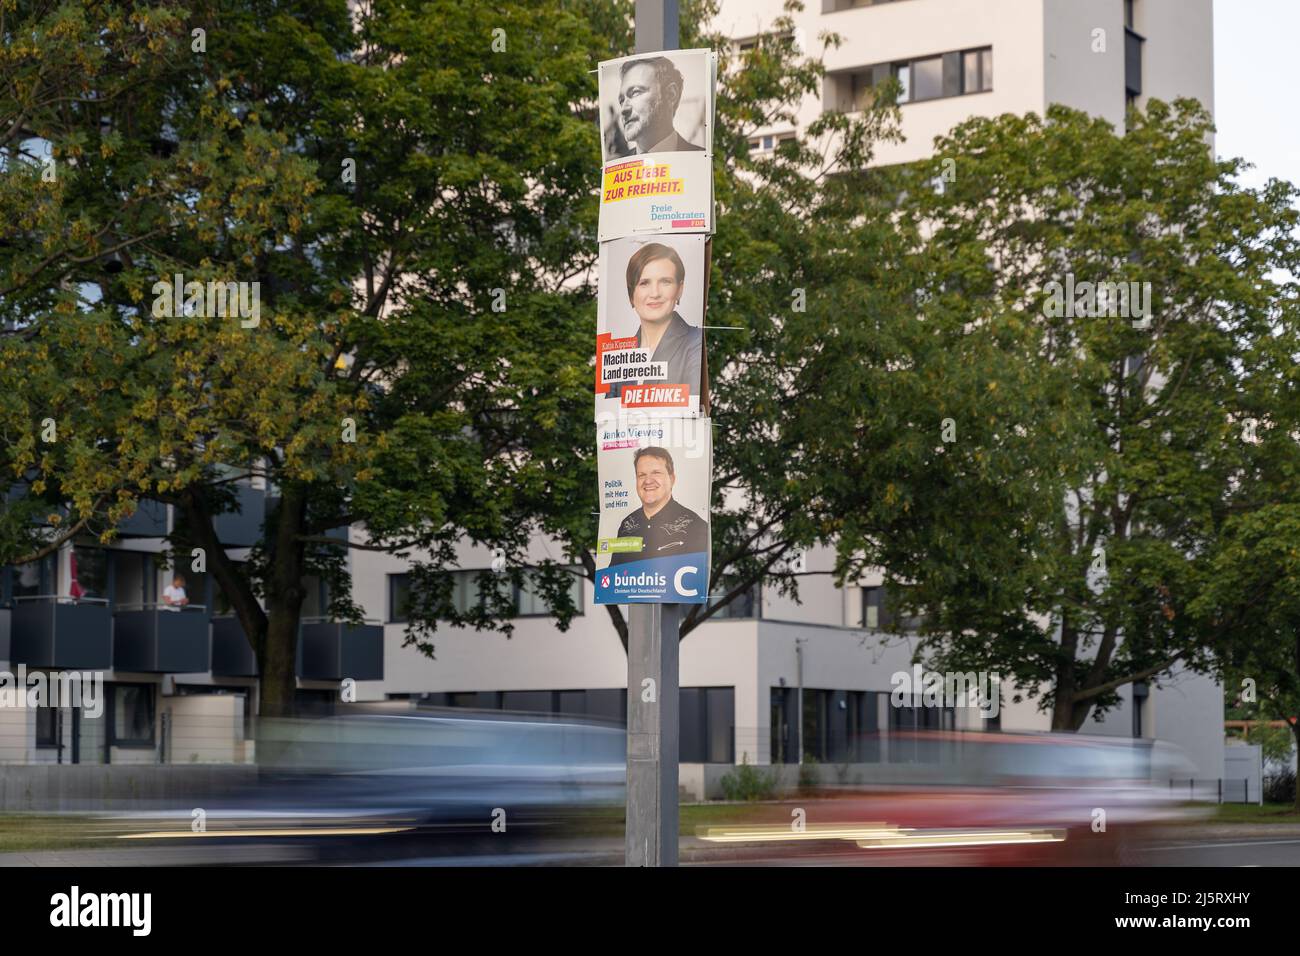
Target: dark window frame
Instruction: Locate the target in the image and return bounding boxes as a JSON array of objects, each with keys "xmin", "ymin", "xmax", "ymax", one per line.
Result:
[{"xmin": 107, "ymin": 682, "xmax": 156, "ymax": 749}]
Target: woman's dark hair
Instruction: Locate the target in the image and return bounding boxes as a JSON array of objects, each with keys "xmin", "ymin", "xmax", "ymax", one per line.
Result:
[{"xmin": 625, "ymin": 242, "xmax": 686, "ymax": 303}]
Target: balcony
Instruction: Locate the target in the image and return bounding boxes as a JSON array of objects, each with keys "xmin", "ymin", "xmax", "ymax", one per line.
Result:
[
  {"xmin": 298, "ymin": 619, "xmax": 384, "ymax": 682},
  {"xmin": 210, "ymin": 615, "xmax": 385, "ymax": 681},
  {"xmin": 9, "ymin": 596, "xmax": 112, "ymax": 669},
  {"xmin": 211, "ymin": 615, "xmax": 258, "ymax": 677},
  {"xmin": 113, "ymin": 604, "xmax": 210, "ymax": 673}
]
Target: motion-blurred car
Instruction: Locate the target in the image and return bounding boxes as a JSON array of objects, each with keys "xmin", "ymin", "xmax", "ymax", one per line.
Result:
[
  {"xmin": 106, "ymin": 706, "xmax": 627, "ymax": 864},
  {"xmin": 696, "ymin": 730, "xmax": 1201, "ymax": 866}
]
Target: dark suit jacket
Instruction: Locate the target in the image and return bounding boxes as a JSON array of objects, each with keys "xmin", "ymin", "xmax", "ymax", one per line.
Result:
[
  {"xmin": 607, "ymin": 311, "xmax": 703, "ymax": 400},
  {"xmin": 643, "ymin": 129, "xmax": 704, "ymax": 153},
  {"xmin": 612, "ymin": 127, "xmax": 706, "ymax": 158}
]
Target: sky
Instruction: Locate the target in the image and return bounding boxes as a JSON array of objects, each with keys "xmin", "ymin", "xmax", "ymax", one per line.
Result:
[{"xmin": 1212, "ymin": 0, "xmax": 1300, "ymax": 193}]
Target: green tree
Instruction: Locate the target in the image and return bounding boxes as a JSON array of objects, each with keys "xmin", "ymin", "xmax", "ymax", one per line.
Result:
[
  {"xmin": 513, "ymin": 1, "xmax": 1050, "ymax": 652},
  {"xmin": 868, "ymin": 101, "xmax": 1300, "ymax": 731},
  {"xmin": 1, "ymin": 0, "xmax": 610, "ymax": 714}
]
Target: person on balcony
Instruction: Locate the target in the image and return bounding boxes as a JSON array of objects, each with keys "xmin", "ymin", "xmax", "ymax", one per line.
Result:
[{"xmin": 162, "ymin": 574, "xmax": 189, "ymax": 611}]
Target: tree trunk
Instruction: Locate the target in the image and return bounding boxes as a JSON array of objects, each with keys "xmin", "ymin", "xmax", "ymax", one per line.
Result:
[
  {"xmin": 1292, "ymin": 720, "xmax": 1300, "ymax": 813},
  {"xmin": 258, "ymin": 482, "xmax": 308, "ymax": 718},
  {"xmin": 1294, "ymin": 630, "xmax": 1300, "ymax": 812},
  {"xmin": 260, "ymin": 610, "xmax": 301, "ymax": 718},
  {"xmin": 1051, "ymin": 620, "xmax": 1085, "ymax": 730}
]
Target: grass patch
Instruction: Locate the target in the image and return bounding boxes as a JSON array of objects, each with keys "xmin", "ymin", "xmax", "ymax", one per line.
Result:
[
  {"xmin": 680, "ymin": 801, "xmax": 783, "ymax": 835},
  {"xmin": 1208, "ymin": 802, "xmax": 1300, "ymax": 824},
  {"xmin": 0, "ymin": 814, "xmax": 115, "ymax": 853}
]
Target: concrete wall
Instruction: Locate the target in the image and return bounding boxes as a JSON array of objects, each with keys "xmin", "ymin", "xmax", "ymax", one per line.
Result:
[
  {"xmin": 0, "ymin": 704, "xmax": 34, "ymax": 764},
  {"xmin": 1135, "ymin": 0, "xmax": 1214, "ymax": 115},
  {"xmin": 0, "ymin": 764, "xmax": 256, "ymax": 811},
  {"xmin": 1043, "ymin": 0, "xmax": 1126, "ymax": 127},
  {"xmin": 162, "ymin": 693, "xmax": 250, "ymax": 764},
  {"xmin": 1224, "ymin": 742, "xmax": 1262, "ymax": 805}
]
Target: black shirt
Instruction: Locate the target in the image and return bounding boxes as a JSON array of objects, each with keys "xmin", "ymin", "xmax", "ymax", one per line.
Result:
[
  {"xmin": 610, "ymin": 496, "xmax": 710, "ymax": 566},
  {"xmin": 607, "ymin": 311, "xmax": 703, "ymax": 400}
]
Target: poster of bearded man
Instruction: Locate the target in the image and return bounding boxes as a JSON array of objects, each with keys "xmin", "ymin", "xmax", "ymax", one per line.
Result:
[{"xmin": 596, "ymin": 48, "xmax": 716, "ymax": 241}]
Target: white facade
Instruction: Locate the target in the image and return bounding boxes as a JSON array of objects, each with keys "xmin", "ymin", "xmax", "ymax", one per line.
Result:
[{"xmin": 717, "ymin": 0, "xmax": 1213, "ymax": 164}]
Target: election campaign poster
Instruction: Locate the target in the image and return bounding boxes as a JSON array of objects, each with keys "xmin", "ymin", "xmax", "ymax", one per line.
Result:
[
  {"xmin": 594, "ymin": 417, "xmax": 712, "ymax": 605},
  {"xmin": 595, "ymin": 234, "xmax": 709, "ymax": 420},
  {"xmin": 597, "ymin": 48, "xmax": 716, "ymax": 241}
]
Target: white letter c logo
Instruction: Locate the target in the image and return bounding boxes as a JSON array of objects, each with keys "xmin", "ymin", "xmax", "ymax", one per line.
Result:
[{"xmin": 674, "ymin": 566, "xmax": 699, "ymax": 597}]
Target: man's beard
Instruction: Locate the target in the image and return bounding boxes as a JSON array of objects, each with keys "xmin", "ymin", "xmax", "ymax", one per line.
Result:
[{"xmin": 624, "ymin": 104, "xmax": 668, "ymax": 147}]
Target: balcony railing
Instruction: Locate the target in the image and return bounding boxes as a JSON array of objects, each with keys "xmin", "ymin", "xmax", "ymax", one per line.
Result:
[
  {"xmin": 113, "ymin": 603, "xmax": 210, "ymax": 673},
  {"xmin": 211, "ymin": 615, "xmax": 385, "ymax": 682},
  {"xmin": 211, "ymin": 615, "xmax": 258, "ymax": 677},
  {"xmin": 298, "ymin": 618, "xmax": 384, "ymax": 682},
  {"xmin": 9, "ymin": 595, "xmax": 112, "ymax": 669}
]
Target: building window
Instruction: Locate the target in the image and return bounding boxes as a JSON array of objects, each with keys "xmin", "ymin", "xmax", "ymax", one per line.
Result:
[
  {"xmin": 11, "ymin": 555, "xmax": 53, "ymax": 599},
  {"xmin": 734, "ymin": 31, "xmax": 795, "ymax": 55},
  {"xmin": 389, "ymin": 573, "xmax": 411, "ymax": 623},
  {"xmin": 1132, "ymin": 680, "xmax": 1149, "ymax": 737},
  {"xmin": 824, "ymin": 0, "xmax": 912, "ymax": 12},
  {"xmin": 832, "ymin": 46, "xmax": 992, "ymax": 113},
  {"xmin": 680, "ymin": 686, "xmax": 735, "ymax": 763},
  {"xmin": 862, "ymin": 585, "xmax": 927, "ymax": 632},
  {"xmin": 1125, "ymin": 23, "xmax": 1144, "ymax": 98},
  {"xmin": 70, "ymin": 546, "xmax": 108, "ymax": 601},
  {"xmin": 35, "ymin": 706, "xmax": 61, "ymax": 748},
  {"xmin": 911, "ymin": 55, "xmax": 943, "ymax": 101},
  {"xmin": 747, "ymin": 132, "xmax": 796, "ymax": 153},
  {"xmin": 798, "ymin": 689, "xmax": 881, "ymax": 763},
  {"xmin": 112, "ymin": 551, "xmax": 154, "ymax": 607},
  {"xmin": 109, "ymin": 683, "xmax": 155, "ymax": 748},
  {"xmin": 388, "ymin": 568, "xmax": 584, "ymax": 623},
  {"xmin": 770, "ymin": 686, "xmax": 796, "ymax": 764},
  {"xmin": 888, "ymin": 699, "xmax": 955, "ymax": 762},
  {"xmin": 1125, "ymin": 0, "xmax": 1136, "ymax": 30},
  {"xmin": 712, "ymin": 583, "xmax": 760, "ymax": 619}
]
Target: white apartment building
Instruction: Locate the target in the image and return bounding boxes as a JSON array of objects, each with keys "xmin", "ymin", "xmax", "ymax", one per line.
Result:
[{"xmin": 729, "ymin": 0, "xmax": 1213, "ymax": 162}]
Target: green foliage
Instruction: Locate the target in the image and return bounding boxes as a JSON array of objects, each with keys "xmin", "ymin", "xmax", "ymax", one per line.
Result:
[
  {"xmin": 798, "ymin": 751, "xmax": 818, "ymax": 791},
  {"xmin": 0, "ymin": 0, "xmax": 612, "ymax": 711},
  {"xmin": 864, "ymin": 100, "xmax": 1300, "ymax": 730},
  {"xmin": 1264, "ymin": 770, "xmax": 1297, "ymax": 806},
  {"xmin": 719, "ymin": 754, "xmax": 777, "ymax": 802}
]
